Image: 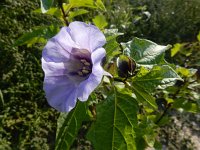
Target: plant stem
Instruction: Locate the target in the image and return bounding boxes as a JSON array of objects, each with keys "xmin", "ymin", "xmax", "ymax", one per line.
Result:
[{"xmin": 58, "ymin": 1, "xmax": 69, "ymax": 26}]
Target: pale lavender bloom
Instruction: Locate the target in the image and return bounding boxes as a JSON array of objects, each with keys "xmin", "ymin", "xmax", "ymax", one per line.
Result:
[{"xmin": 42, "ymin": 21, "xmax": 108, "ymax": 112}]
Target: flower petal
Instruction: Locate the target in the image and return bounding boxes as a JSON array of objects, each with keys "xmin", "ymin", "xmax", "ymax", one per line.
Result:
[
  {"xmin": 42, "ymin": 58, "xmax": 67, "ymax": 77},
  {"xmin": 69, "ymin": 21, "xmax": 106, "ymax": 51},
  {"xmin": 43, "ymin": 27, "xmax": 78, "ymax": 63},
  {"xmin": 77, "ymin": 66, "xmax": 104, "ymax": 101},
  {"xmin": 44, "ymin": 76, "xmax": 78, "ymax": 112},
  {"xmin": 91, "ymin": 47, "xmax": 106, "ymax": 65}
]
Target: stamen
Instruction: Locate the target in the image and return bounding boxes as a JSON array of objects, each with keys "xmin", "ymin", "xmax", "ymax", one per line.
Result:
[
  {"xmin": 84, "ymin": 62, "xmax": 90, "ymax": 66},
  {"xmin": 82, "ymin": 69, "xmax": 90, "ymax": 74},
  {"xmin": 78, "ymin": 71, "xmax": 83, "ymax": 76}
]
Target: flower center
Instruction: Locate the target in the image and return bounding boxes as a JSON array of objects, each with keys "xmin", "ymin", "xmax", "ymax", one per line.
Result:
[{"xmin": 66, "ymin": 48, "xmax": 93, "ymax": 83}]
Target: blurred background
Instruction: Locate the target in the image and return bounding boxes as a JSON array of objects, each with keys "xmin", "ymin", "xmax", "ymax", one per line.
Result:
[{"xmin": 0, "ymin": 0, "xmax": 200, "ymax": 149}]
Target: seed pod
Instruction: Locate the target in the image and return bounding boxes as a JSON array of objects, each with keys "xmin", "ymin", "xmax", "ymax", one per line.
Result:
[{"xmin": 116, "ymin": 55, "xmax": 136, "ymax": 78}]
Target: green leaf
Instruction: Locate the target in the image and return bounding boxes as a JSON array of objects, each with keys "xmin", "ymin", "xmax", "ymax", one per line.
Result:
[
  {"xmin": 172, "ymin": 99, "xmax": 200, "ymax": 113},
  {"xmin": 131, "ymin": 83, "xmax": 157, "ymax": 109},
  {"xmin": 87, "ymin": 88, "xmax": 138, "ymax": 150},
  {"xmin": 95, "ymin": 0, "xmax": 106, "ymax": 11},
  {"xmin": 104, "ymin": 29, "xmax": 123, "ymax": 56},
  {"xmin": 14, "ymin": 25, "xmax": 59, "ymax": 47},
  {"xmin": 0, "ymin": 90, "xmax": 4, "ymax": 108},
  {"xmin": 171, "ymin": 43, "xmax": 181, "ymax": 57},
  {"xmin": 69, "ymin": 9, "xmax": 89, "ymax": 22},
  {"xmin": 197, "ymin": 31, "xmax": 200, "ymax": 41},
  {"xmin": 92, "ymin": 15, "xmax": 108, "ymax": 30},
  {"xmin": 69, "ymin": 0, "xmax": 96, "ymax": 8},
  {"xmin": 133, "ymin": 65, "xmax": 183, "ymax": 92},
  {"xmin": 55, "ymin": 101, "xmax": 87, "ymax": 150},
  {"xmin": 122, "ymin": 37, "xmax": 171, "ymax": 65},
  {"xmin": 40, "ymin": 0, "xmax": 54, "ymax": 13}
]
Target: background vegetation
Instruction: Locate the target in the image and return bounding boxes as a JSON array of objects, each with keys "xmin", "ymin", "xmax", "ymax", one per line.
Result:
[{"xmin": 0, "ymin": 0, "xmax": 199, "ymax": 149}]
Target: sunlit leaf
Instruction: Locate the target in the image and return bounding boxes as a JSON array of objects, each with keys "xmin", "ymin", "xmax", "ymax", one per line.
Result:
[
  {"xmin": 171, "ymin": 43, "xmax": 181, "ymax": 57},
  {"xmin": 133, "ymin": 65, "xmax": 183, "ymax": 92},
  {"xmin": 40, "ymin": 0, "xmax": 54, "ymax": 13},
  {"xmin": 69, "ymin": 9, "xmax": 89, "ymax": 22},
  {"xmin": 122, "ymin": 37, "xmax": 171, "ymax": 65},
  {"xmin": 69, "ymin": 0, "xmax": 96, "ymax": 8},
  {"xmin": 104, "ymin": 29, "xmax": 123, "ymax": 56},
  {"xmin": 95, "ymin": 0, "xmax": 106, "ymax": 11},
  {"xmin": 87, "ymin": 88, "xmax": 138, "ymax": 150},
  {"xmin": 92, "ymin": 15, "xmax": 108, "ymax": 30},
  {"xmin": 55, "ymin": 101, "xmax": 87, "ymax": 150},
  {"xmin": 197, "ymin": 31, "xmax": 200, "ymax": 41}
]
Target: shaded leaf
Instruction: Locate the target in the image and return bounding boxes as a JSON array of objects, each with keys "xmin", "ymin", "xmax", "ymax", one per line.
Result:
[
  {"xmin": 131, "ymin": 83, "xmax": 157, "ymax": 109},
  {"xmin": 55, "ymin": 101, "xmax": 87, "ymax": 150},
  {"xmin": 14, "ymin": 25, "xmax": 59, "ymax": 47},
  {"xmin": 87, "ymin": 88, "xmax": 138, "ymax": 150}
]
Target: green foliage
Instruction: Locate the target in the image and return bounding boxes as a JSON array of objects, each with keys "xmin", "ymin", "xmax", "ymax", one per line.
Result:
[
  {"xmin": 122, "ymin": 38, "xmax": 171, "ymax": 65},
  {"xmin": 55, "ymin": 102, "xmax": 87, "ymax": 150},
  {"xmin": 1, "ymin": 0, "xmax": 200, "ymax": 149},
  {"xmin": 40, "ymin": 0, "xmax": 54, "ymax": 13},
  {"xmin": 87, "ymin": 88, "xmax": 138, "ymax": 150}
]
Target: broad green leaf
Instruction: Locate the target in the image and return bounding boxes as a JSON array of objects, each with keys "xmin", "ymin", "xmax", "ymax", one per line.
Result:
[
  {"xmin": 95, "ymin": 0, "xmax": 106, "ymax": 11},
  {"xmin": 40, "ymin": 0, "xmax": 54, "ymax": 13},
  {"xmin": 68, "ymin": 9, "xmax": 89, "ymax": 22},
  {"xmin": 104, "ymin": 29, "xmax": 123, "ymax": 56},
  {"xmin": 33, "ymin": 7, "xmax": 61, "ymax": 17},
  {"xmin": 55, "ymin": 101, "xmax": 87, "ymax": 150},
  {"xmin": 122, "ymin": 37, "xmax": 171, "ymax": 65},
  {"xmin": 69, "ymin": 0, "xmax": 96, "ymax": 8},
  {"xmin": 14, "ymin": 25, "xmax": 59, "ymax": 47},
  {"xmin": 87, "ymin": 88, "xmax": 138, "ymax": 150},
  {"xmin": 133, "ymin": 65, "xmax": 183, "ymax": 92},
  {"xmin": 92, "ymin": 15, "xmax": 108, "ymax": 30},
  {"xmin": 131, "ymin": 83, "xmax": 157, "ymax": 109},
  {"xmin": 171, "ymin": 43, "xmax": 181, "ymax": 57}
]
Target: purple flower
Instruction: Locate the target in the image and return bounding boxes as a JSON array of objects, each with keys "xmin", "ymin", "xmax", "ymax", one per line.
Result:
[{"xmin": 42, "ymin": 21, "xmax": 108, "ymax": 112}]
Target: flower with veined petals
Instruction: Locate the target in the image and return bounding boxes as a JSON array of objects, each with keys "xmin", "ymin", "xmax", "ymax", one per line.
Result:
[{"xmin": 42, "ymin": 21, "xmax": 109, "ymax": 112}]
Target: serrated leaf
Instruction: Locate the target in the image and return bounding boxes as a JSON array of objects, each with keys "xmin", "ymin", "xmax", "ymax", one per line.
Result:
[
  {"xmin": 133, "ymin": 65, "xmax": 183, "ymax": 92},
  {"xmin": 40, "ymin": 0, "xmax": 54, "ymax": 13},
  {"xmin": 92, "ymin": 15, "xmax": 108, "ymax": 30},
  {"xmin": 55, "ymin": 101, "xmax": 87, "ymax": 150},
  {"xmin": 122, "ymin": 37, "xmax": 171, "ymax": 65},
  {"xmin": 87, "ymin": 88, "xmax": 138, "ymax": 150},
  {"xmin": 131, "ymin": 83, "xmax": 157, "ymax": 109}
]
